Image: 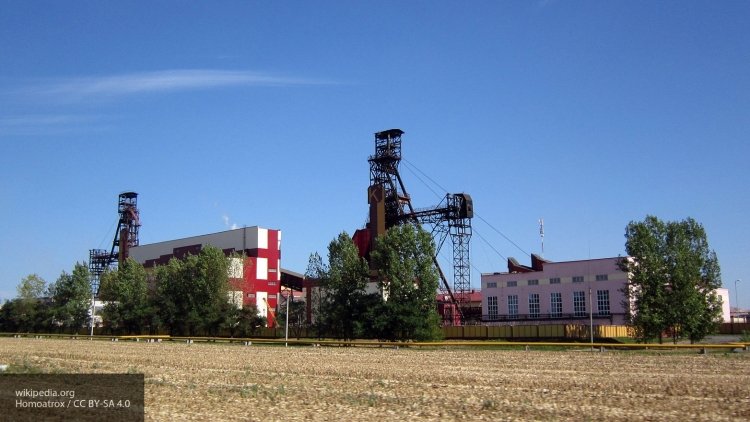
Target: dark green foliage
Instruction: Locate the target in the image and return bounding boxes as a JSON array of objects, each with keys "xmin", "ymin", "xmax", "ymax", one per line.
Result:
[
  {"xmin": 313, "ymin": 226, "xmax": 443, "ymax": 341},
  {"xmin": 154, "ymin": 245, "xmax": 232, "ymax": 336},
  {"xmin": 49, "ymin": 263, "xmax": 92, "ymax": 332},
  {"xmin": 0, "ymin": 274, "xmax": 50, "ymax": 332},
  {"xmin": 226, "ymin": 305, "xmax": 267, "ymax": 337},
  {"xmin": 276, "ymin": 297, "xmax": 307, "ymax": 338},
  {"xmin": 98, "ymin": 258, "xmax": 153, "ymax": 334},
  {"xmin": 370, "ymin": 225, "xmax": 443, "ymax": 341},
  {"xmin": 619, "ymin": 216, "xmax": 723, "ymax": 343},
  {"xmin": 314, "ymin": 232, "xmax": 373, "ymax": 340},
  {"xmin": 2, "ymin": 249, "xmax": 254, "ymax": 336}
]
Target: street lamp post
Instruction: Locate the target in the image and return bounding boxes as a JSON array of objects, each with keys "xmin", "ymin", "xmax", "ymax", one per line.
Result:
[
  {"xmin": 284, "ymin": 288, "xmax": 290, "ymax": 348},
  {"xmin": 90, "ymin": 294, "xmax": 96, "ymax": 337},
  {"xmin": 589, "ymin": 287, "xmax": 594, "ymax": 349}
]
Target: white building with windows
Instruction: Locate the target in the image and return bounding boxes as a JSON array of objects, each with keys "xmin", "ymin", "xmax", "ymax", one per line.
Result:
[
  {"xmin": 482, "ymin": 254, "xmax": 732, "ymax": 325},
  {"xmin": 481, "ymin": 255, "xmax": 629, "ymax": 325}
]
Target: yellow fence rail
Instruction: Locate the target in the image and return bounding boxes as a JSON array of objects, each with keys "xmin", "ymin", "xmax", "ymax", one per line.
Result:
[
  {"xmin": 442, "ymin": 324, "xmax": 630, "ymax": 339},
  {"xmin": 2, "ymin": 332, "xmax": 747, "ymax": 352}
]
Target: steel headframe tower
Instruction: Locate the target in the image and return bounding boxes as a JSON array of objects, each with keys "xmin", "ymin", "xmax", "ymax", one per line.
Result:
[
  {"xmin": 89, "ymin": 192, "xmax": 141, "ymax": 296},
  {"xmin": 366, "ymin": 129, "xmax": 473, "ymax": 322}
]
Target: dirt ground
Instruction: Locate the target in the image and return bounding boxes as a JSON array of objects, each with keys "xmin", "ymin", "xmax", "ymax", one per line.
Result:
[{"xmin": 1, "ymin": 337, "xmax": 749, "ymax": 421}]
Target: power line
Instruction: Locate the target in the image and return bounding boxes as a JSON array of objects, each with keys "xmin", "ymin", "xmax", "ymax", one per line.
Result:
[
  {"xmin": 475, "ymin": 213, "xmax": 530, "ymax": 258},
  {"xmin": 401, "ymin": 161, "xmax": 444, "ymax": 202},
  {"xmin": 402, "ymin": 158, "xmax": 449, "ymax": 197},
  {"xmin": 403, "ymin": 156, "xmax": 530, "ymax": 258},
  {"xmin": 473, "ymin": 227, "xmax": 507, "ymax": 262}
]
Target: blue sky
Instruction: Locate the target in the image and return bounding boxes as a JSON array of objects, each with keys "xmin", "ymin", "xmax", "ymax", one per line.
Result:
[{"xmin": 1, "ymin": 1, "xmax": 748, "ymax": 308}]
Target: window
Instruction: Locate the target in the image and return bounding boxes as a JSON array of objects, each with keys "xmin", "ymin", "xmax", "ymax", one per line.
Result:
[
  {"xmin": 486, "ymin": 282, "xmax": 497, "ymax": 288},
  {"xmin": 550, "ymin": 292, "xmax": 562, "ymax": 318},
  {"xmin": 572, "ymin": 276, "xmax": 584, "ymax": 283},
  {"xmin": 573, "ymin": 291, "xmax": 587, "ymax": 317},
  {"xmin": 529, "ymin": 293, "xmax": 540, "ymax": 318},
  {"xmin": 508, "ymin": 295, "xmax": 518, "ymax": 319},
  {"xmin": 597, "ymin": 290, "xmax": 610, "ymax": 316},
  {"xmin": 596, "ymin": 274, "xmax": 608, "ymax": 281},
  {"xmin": 487, "ymin": 296, "xmax": 498, "ymax": 319},
  {"xmin": 528, "ymin": 279, "xmax": 539, "ymax": 286},
  {"xmin": 507, "ymin": 281, "xmax": 517, "ymax": 287},
  {"xmin": 550, "ymin": 277, "xmax": 561, "ymax": 284}
]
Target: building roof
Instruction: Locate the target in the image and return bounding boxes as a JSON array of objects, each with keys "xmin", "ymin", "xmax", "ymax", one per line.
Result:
[
  {"xmin": 436, "ymin": 290, "xmax": 482, "ymax": 303},
  {"xmin": 483, "ymin": 255, "xmax": 625, "ymax": 276}
]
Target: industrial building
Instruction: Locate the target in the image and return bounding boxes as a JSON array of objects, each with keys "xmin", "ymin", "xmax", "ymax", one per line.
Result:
[
  {"xmin": 88, "ymin": 129, "xmax": 478, "ymax": 328},
  {"xmin": 481, "ymin": 254, "xmax": 731, "ymax": 325},
  {"xmin": 128, "ymin": 226, "xmax": 292, "ymax": 323}
]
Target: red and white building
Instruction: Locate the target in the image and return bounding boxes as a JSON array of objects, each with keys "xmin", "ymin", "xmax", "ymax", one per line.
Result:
[{"xmin": 129, "ymin": 226, "xmax": 283, "ymax": 323}]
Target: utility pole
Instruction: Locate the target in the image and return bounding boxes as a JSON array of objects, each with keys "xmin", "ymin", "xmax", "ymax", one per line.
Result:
[
  {"xmin": 284, "ymin": 287, "xmax": 290, "ymax": 348},
  {"xmin": 90, "ymin": 294, "xmax": 96, "ymax": 337},
  {"xmin": 589, "ymin": 287, "xmax": 594, "ymax": 350}
]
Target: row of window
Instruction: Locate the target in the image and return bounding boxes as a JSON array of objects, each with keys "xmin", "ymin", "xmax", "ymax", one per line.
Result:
[
  {"xmin": 486, "ymin": 274, "xmax": 609, "ymax": 289},
  {"xmin": 486, "ymin": 290, "xmax": 611, "ymax": 318}
]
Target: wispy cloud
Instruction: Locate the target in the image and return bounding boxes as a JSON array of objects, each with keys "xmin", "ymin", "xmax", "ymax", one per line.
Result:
[
  {"xmin": 0, "ymin": 114, "xmax": 105, "ymax": 136},
  {"xmin": 23, "ymin": 69, "xmax": 332, "ymax": 103}
]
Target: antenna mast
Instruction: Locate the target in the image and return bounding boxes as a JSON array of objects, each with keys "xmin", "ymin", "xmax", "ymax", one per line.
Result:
[{"xmin": 539, "ymin": 218, "xmax": 544, "ymax": 257}]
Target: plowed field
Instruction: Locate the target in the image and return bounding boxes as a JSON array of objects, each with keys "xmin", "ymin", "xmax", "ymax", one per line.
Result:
[{"xmin": 1, "ymin": 338, "xmax": 748, "ymax": 421}]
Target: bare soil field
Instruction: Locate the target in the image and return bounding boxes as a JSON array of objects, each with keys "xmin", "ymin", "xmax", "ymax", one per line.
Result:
[{"xmin": 1, "ymin": 338, "xmax": 749, "ymax": 421}]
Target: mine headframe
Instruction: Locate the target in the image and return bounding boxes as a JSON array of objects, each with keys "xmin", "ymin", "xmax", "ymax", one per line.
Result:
[
  {"xmin": 363, "ymin": 129, "xmax": 473, "ymax": 322},
  {"xmin": 400, "ymin": 193, "xmax": 473, "ymax": 309},
  {"xmin": 88, "ymin": 192, "xmax": 141, "ymax": 296}
]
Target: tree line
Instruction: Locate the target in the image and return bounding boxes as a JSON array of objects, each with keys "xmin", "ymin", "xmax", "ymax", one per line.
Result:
[
  {"xmin": 0, "ymin": 264, "xmax": 91, "ymax": 333},
  {"xmin": 0, "ymin": 225, "xmax": 444, "ymax": 341},
  {"xmin": 1, "ymin": 215, "xmax": 725, "ymax": 343},
  {"xmin": 0, "ymin": 246, "xmax": 266, "ymax": 337}
]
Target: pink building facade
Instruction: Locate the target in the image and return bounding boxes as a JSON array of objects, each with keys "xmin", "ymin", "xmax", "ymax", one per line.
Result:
[{"xmin": 481, "ymin": 255, "xmax": 628, "ymax": 325}]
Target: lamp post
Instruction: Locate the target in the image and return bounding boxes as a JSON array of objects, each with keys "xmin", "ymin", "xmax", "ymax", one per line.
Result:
[
  {"xmin": 589, "ymin": 287, "xmax": 594, "ymax": 350},
  {"xmin": 90, "ymin": 294, "xmax": 96, "ymax": 337},
  {"xmin": 284, "ymin": 287, "xmax": 290, "ymax": 348}
]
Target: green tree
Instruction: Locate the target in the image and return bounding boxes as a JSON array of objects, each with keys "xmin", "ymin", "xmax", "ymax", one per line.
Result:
[
  {"xmin": 4, "ymin": 274, "xmax": 49, "ymax": 332},
  {"xmin": 619, "ymin": 216, "xmax": 723, "ymax": 343},
  {"xmin": 370, "ymin": 225, "xmax": 443, "ymax": 341},
  {"xmin": 17, "ymin": 274, "xmax": 46, "ymax": 300},
  {"xmin": 155, "ymin": 246, "xmax": 231, "ymax": 336},
  {"xmin": 305, "ymin": 252, "xmax": 325, "ymax": 337},
  {"xmin": 49, "ymin": 263, "xmax": 92, "ymax": 332},
  {"xmin": 99, "ymin": 258, "xmax": 152, "ymax": 334},
  {"xmin": 276, "ymin": 296, "xmax": 306, "ymax": 338},
  {"xmin": 664, "ymin": 219, "xmax": 723, "ymax": 343},
  {"xmin": 316, "ymin": 232, "xmax": 373, "ymax": 340},
  {"xmin": 233, "ymin": 305, "xmax": 267, "ymax": 337}
]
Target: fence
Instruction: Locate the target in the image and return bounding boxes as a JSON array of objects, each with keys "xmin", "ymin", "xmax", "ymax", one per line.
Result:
[
  {"xmin": 719, "ymin": 322, "xmax": 750, "ymax": 335},
  {"xmin": 2, "ymin": 332, "xmax": 747, "ymax": 352},
  {"xmin": 442, "ymin": 324, "xmax": 630, "ymax": 340},
  {"xmin": 228, "ymin": 324, "xmax": 629, "ymax": 340},
  {"xmin": 9, "ymin": 323, "xmax": 746, "ymax": 341}
]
